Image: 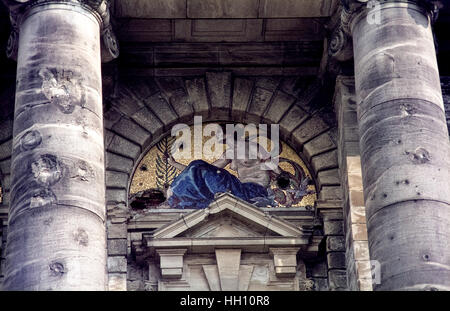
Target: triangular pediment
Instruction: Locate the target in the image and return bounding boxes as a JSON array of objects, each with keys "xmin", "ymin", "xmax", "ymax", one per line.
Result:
[{"xmin": 150, "ymin": 193, "xmax": 304, "ymax": 239}]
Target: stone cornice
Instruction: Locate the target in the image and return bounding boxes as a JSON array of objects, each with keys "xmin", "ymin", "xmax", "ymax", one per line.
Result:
[
  {"xmin": 2, "ymin": 0, "xmax": 119, "ymax": 62},
  {"xmin": 329, "ymin": 0, "xmax": 443, "ymax": 61}
]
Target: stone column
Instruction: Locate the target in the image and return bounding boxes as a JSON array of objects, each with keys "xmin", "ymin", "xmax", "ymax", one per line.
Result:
[
  {"xmin": 344, "ymin": 0, "xmax": 450, "ymax": 290},
  {"xmin": 2, "ymin": 0, "xmax": 118, "ymax": 290}
]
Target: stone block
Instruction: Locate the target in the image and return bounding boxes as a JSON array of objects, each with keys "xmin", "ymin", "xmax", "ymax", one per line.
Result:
[
  {"xmin": 327, "ymin": 252, "xmax": 346, "ymax": 269},
  {"xmin": 259, "ymin": 0, "xmax": 334, "ymax": 18},
  {"xmin": 279, "ymin": 105, "xmax": 308, "ymax": 133},
  {"xmin": 112, "ymin": 117, "xmax": 150, "ymax": 147},
  {"xmin": 187, "ymin": 0, "xmax": 258, "ymax": 18},
  {"xmin": 312, "ymin": 277, "xmax": 329, "ymax": 291},
  {"xmin": 108, "ymin": 273, "xmax": 127, "ymax": 291},
  {"xmin": 104, "ymin": 107, "xmax": 123, "ymax": 130},
  {"xmin": 328, "ymin": 269, "xmax": 347, "ymax": 290},
  {"xmin": 343, "ymin": 141, "xmax": 360, "ymax": 156},
  {"xmin": 1, "ymin": 242, "xmax": 6, "ymax": 258},
  {"xmin": 346, "ymin": 156, "xmax": 362, "ymax": 174},
  {"xmin": 106, "ymin": 189, "xmax": 127, "ymax": 205},
  {"xmin": 185, "ymin": 78, "xmax": 209, "ymax": 117},
  {"xmin": 1, "ymin": 226, "xmax": 7, "ymax": 242},
  {"xmin": 0, "ymin": 158, "xmax": 11, "ymax": 175},
  {"xmin": 0, "ymin": 119, "xmax": 13, "ymax": 143},
  {"xmin": 107, "ymin": 221, "xmax": 128, "ymax": 239},
  {"xmin": 0, "ymin": 140, "xmax": 12, "ymax": 161},
  {"xmin": 155, "ymin": 44, "xmax": 219, "ymax": 67},
  {"xmin": 157, "ymin": 249, "xmax": 187, "ymax": 279},
  {"xmin": 255, "ymin": 77, "xmax": 280, "ymax": 92},
  {"xmin": 353, "ymin": 241, "xmax": 371, "ymax": 261},
  {"xmin": 324, "ymin": 220, "xmax": 344, "ymax": 236},
  {"xmin": 156, "ymin": 78, "xmax": 193, "ymax": 120},
  {"xmin": 317, "ymin": 169, "xmax": 340, "ymax": 186},
  {"xmin": 124, "ymin": 79, "xmax": 159, "ymax": 100},
  {"xmin": 355, "ymin": 260, "xmax": 373, "ymax": 281},
  {"xmin": 309, "ymin": 261, "xmax": 328, "ymax": 278},
  {"xmin": 248, "ymin": 87, "xmax": 273, "ymax": 119},
  {"xmin": 292, "ymin": 115, "xmax": 329, "ymax": 145},
  {"xmin": 108, "ymin": 256, "xmax": 128, "ymax": 273},
  {"xmin": 351, "ymin": 224, "xmax": 368, "ymax": 241},
  {"xmin": 111, "ymin": 88, "xmax": 145, "ymax": 117},
  {"xmin": 104, "ymin": 129, "xmax": 115, "ymax": 147},
  {"xmin": 343, "ymin": 126, "xmax": 359, "ymax": 142},
  {"xmin": 280, "ymin": 76, "xmax": 311, "ymax": 99},
  {"xmin": 106, "ymin": 171, "xmax": 129, "ymax": 189},
  {"xmin": 219, "ymin": 44, "xmax": 283, "ymax": 66},
  {"xmin": 349, "ymin": 190, "xmax": 364, "ymax": 209},
  {"xmin": 304, "ymin": 133, "xmax": 336, "ymax": 160},
  {"xmin": 1, "ymin": 192, "xmax": 10, "ymax": 206},
  {"xmin": 311, "ymin": 150, "xmax": 338, "ymax": 172},
  {"xmin": 358, "ymin": 278, "xmax": 373, "ymax": 291},
  {"xmin": 349, "ymin": 205, "xmax": 367, "ymax": 224},
  {"xmin": 131, "ymin": 106, "xmax": 164, "ymax": 136},
  {"xmin": 128, "ymin": 264, "xmax": 144, "ymax": 280},
  {"xmin": 116, "ymin": 0, "xmax": 186, "ymax": 18},
  {"xmin": 106, "ymin": 135, "xmax": 141, "ymax": 160},
  {"xmin": 270, "ymin": 248, "xmax": 299, "ymax": 278},
  {"xmin": 146, "ymin": 93, "xmax": 178, "ymax": 127},
  {"xmin": 206, "ymin": 72, "xmax": 231, "ymax": 117},
  {"xmin": 232, "ymin": 78, "xmax": 253, "ymax": 119},
  {"xmin": 1, "ymin": 174, "xmax": 10, "ymax": 191},
  {"xmin": 105, "ymin": 152, "xmax": 134, "ymax": 174},
  {"xmin": 326, "ymin": 236, "xmax": 345, "ymax": 252},
  {"xmin": 264, "ymin": 91, "xmax": 295, "ymax": 123},
  {"xmin": 127, "ymin": 280, "xmax": 144, "ymax": 291},
  {"xmin": 319, "ymin": 186, "xmax": 343, "ymax": 201},
  {"xmin": 108, "ymin": 239, "xmax": 128, "ymax": 256},
  {"xmin": 216, "ymin": 249, "xmax": 241, "ymax": 290},
  {"xmin": 175, "ymin": 19, "xmax": 263, "ymax": 42},
  {"xmin": 264, "ymin": 19, "xmax": 324, "ymax": 42}
]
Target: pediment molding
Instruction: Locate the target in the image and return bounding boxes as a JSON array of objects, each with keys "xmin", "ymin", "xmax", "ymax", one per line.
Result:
[{"xmin": 149, "ymin": 193, "xmax": 308, "ymax": 240}]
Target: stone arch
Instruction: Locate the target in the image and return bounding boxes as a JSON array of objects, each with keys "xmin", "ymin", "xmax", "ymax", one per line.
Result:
[{"xmin": 103, "ymin": 72, "xmax": 341, "ymax": 209}]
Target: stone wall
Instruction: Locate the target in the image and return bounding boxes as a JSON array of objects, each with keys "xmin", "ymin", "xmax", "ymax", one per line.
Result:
[
  {"xmin": 0, "ymin": 72, "xmax": 343, "ymax": 290},
  {"xmin": 102, "ymin": 72, "xmax": 342, "ymax": 290},
  {"xmin": 334, "ymin": 76, "xmax": 371, "ymax": 291}
]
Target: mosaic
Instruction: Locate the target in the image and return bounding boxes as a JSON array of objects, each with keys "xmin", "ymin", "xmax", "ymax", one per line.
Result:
[{"xmin": 130, "ymin": 124, "xmax": 317, "ymax": 208}]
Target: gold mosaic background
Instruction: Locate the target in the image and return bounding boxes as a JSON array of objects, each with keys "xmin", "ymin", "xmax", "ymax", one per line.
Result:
[{"xmin": 130, "ymin": 125, "xmax": 317, "ymax": 207}]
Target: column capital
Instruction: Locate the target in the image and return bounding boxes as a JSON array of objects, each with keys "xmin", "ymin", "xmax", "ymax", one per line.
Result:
[
  {"xmin": 342, "ymin": 0, "xmax": 442, "ymax": 31},
  {"xmin": 329, "ymin": 0, "xmax": 443, "ymax": 61},
  {"xmin": 2, "ymin": 0, "xmax": 119, "ymax": 62}
]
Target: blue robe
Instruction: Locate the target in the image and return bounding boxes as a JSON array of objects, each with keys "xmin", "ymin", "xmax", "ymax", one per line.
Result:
[{"xmin": 168, "ymin": 160, "xmax": 268, "ymax": 209}]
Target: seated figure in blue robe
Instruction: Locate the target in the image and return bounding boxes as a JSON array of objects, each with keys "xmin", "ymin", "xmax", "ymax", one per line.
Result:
[{"xmin": 166, "ymin": 141, "xmax": 280, "ymax": 209}]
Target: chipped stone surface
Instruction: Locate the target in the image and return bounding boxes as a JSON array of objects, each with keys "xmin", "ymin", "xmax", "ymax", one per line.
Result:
[
  {"xmin": 279, "ymin": 105, "xmax": 308, "ymax": 133},
  {"xmin": 231, "ymin": 78, "xmax": 253, "ymax": 119},
  {"xmin": 3, "ymin": 3, "xmax": 107, "ymax": 290},
  {"xmin": 263, "ymin": 91, "xmax": 295, "ymax": 123},
  {"xmin": 206, "ymin": 72, "xmax": 231, "ymax": 117}
]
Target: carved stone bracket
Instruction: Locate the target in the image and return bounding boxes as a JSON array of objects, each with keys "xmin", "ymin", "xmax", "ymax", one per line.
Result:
[
  {"xmin": 2, "ymin": 0, "xmax": 119, "ymax": 61},
  {"xmin": 329, "ymin": 0, "xmax": 443, "ymax": 62},
  {"xmin": 156, "ymin": 248, "xmax": 187, "ymax": 279}
]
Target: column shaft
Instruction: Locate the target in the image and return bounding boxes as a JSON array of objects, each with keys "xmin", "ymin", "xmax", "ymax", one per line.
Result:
[
  {"xmin": 352, "ymin": 2, "xmax": 450, "ymax": 290},
  {"xmin": 3, "ymin": 2, "xmax": 106, "ymax": 290}
]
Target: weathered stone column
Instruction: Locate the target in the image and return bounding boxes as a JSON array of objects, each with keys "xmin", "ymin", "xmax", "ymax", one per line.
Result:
[
  {"xmin": 344, "ymin": 0, "xmax": 450, "ymax": 290},
  {"xmin": 2, "ymin": 0, "xmax": 118, "ymax": 290}
]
